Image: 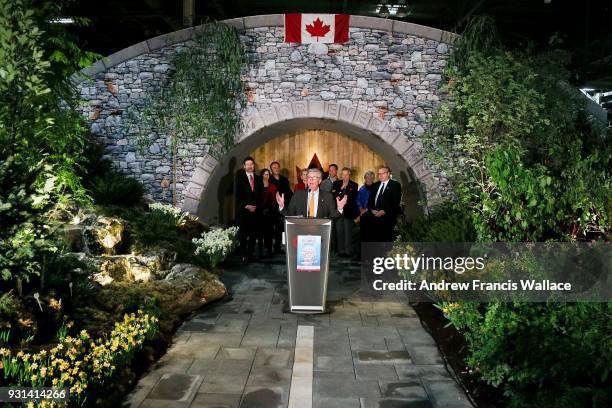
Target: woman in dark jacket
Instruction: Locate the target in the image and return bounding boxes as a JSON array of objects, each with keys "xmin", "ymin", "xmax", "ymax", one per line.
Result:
[
  {"xmin": 331, "ymin": 167, "xmax": 359, "ymax": 257},
  {"xmin": 259, "ymin": 168, "xmax": 278, "ymax": 258}
]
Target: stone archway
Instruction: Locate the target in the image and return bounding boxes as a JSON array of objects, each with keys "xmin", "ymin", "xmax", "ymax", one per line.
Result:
[{"xmin": 181, "ymin": 101, "xmax": 445, "ymax": 223}]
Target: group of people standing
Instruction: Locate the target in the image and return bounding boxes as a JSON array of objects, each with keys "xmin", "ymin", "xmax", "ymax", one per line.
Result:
[{"xmin": 235, "ymin": 157, "xmax": 402, "ymax": 262}]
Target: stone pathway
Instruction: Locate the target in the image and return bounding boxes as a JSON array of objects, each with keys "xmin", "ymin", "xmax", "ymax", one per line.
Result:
[{"xmin": 125, "ymin": 255, "xmax": 472, "ymax": 408}]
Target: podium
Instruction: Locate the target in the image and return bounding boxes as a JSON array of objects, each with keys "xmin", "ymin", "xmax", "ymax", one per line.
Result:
[{"xmin": 284, "ymin": 217, "xmax": 332, "ymax": 313}]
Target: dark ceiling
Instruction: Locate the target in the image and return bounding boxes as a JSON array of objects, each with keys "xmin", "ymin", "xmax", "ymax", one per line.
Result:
[{"xmin": 65, "ymin": 0, "xmax": 611, "ymax": 106}]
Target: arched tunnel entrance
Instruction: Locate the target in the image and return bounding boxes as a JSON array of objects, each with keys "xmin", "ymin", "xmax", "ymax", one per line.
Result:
[{"xmin": 186, "ymin": 107, "xmax": 435, "ymax": 225}]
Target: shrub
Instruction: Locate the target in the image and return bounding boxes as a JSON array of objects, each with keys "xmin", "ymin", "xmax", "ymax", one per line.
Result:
[
  {"xmin": 192, "ymin": 226, "xmax": 239, "ymax": 268},
  {"xmin": 441, "ymin": 302, "xmax": 612, "ymax": 407},
  {"xmin": 396, "ymin": 202, "xmax": 476, "ymax": 242},
  {"xmin": 90, "ymin": 171, "xmax": 144, "ymax": 207}
]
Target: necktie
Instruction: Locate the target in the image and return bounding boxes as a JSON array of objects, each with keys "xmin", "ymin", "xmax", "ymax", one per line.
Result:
[
  {"xmin": 376, "ymin": 182, "xmax": 386, "ymax": 207},
  {"xmin": 308, "ymin": 191, "xmax": 315, "ymax": 217},
  {"xmin": 249, "ymin": 174, "xmax": 254, "ymax": 192}
]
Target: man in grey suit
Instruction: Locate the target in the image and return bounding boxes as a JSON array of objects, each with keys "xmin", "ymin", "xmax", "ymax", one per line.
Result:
[{"xmin": 276, "ymin": 168, "xmax": 348, "ymax": 218}]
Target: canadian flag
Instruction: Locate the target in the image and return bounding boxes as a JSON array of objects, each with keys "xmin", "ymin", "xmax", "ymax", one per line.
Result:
[{"xmin": 284, "ymin": 14, "xmax": 350, "ymax": 44}]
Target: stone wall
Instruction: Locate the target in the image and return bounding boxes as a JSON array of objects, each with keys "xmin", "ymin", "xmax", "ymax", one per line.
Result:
[{"xmin": 74, "ymin": 15, "xmax": 455, "ymax": 209}]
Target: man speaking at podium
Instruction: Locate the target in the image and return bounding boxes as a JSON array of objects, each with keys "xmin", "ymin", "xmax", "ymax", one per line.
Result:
[{"xmin": 276, "ymin": 168, "xmax": 348, "ymax": 218}]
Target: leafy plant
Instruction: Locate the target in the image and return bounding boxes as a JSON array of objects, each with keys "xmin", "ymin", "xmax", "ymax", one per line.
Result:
[
  {"xmin": 91, "ymin": 171, "xmax": 145, "ymax": 207},
  {"xmin": 0, "ymin": 0, "xmax": 98, "ymax": 289},
  {"xmin": 441, "ymin": 302, "xmax": 612, "ymax": 408},
  {"xmin": 424, "ymin": 24, "xmax": 610, "ymax": 241},
  {"xmin": 396, "ymin": 201, "xmax": 476, "ymax": 242}
]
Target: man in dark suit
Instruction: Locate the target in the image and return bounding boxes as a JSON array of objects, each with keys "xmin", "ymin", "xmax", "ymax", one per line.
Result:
[
  {"xmin": 276, "ymin": 168, "xmax": 348, "ymax": 218},
  {"xmin": 270, "ymin": 161, "xmax": 293, "ymax": 254},
  {"xmin": 365, "ymin": 166, "xmax": 402, "ymax": 242},
  {"xmin": 331, "ymin": 167, "xmax": 359, "ymax": 257},
  {"xmin": 235, "ymin": 156, "xmax": 263, "ymax": 261}
]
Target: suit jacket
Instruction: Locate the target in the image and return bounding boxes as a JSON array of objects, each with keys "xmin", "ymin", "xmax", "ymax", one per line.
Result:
[
  {"xmin": 235, "ymin": 170, "xmax": 263, "ymax": 221},
  {"xmin": 331, "ymin": 179, "xmax": 359, "ymax": 219},
  {"xmin": 280, "ymin": 188, "xmax": 341, "ymax": 219},
  {"xmin": 367, "ymin": 179, "xmax": 402, "ymax": 220}
]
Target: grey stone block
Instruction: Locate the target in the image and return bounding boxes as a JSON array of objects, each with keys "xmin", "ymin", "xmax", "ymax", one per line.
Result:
[
  {"xmin": 313, "ymin": 377, "xmax": 381, "ymax": 399},
  {"xmin": 360, "ymin": 398, "xmax": 433, "ymax": 408},
  {"xmin": 351, "ymin": 15, "xmax": 393, "ymax": 32},
  {"xmin": 147, "ymin": 28, "xmax": 193, "ymax": 51},
  {"xmin": 355, "ymin": 363, "xmax": 399, "ymax": 380},
  {"xmin": 244, "ymin": 15, "xmax": 283, "ymax": 28},
  {"xmin": 423, "ymin": 380, "xmax": 472, "ymax": 407},
  {"xmin": 405, "ymin": 345, "xmax": 443, "ymax": 365},
  {"xmin": 253, "ymin": 347, "xmax": 293, "ymax": 368},
  {"xmin": 314, "ymin": 397, "xmax": 360, "ymax": 408},
  {"xmin": 246, "ymin": 367, "xmax": 292, "ymax": 387},
  {"xmin": 241, "ymin": 385, "xmax": 286, "ymax": 407},
  {"xmin": 379, "ymin": 380, "xmax": 428, "ymax": 399},
  {"xmin": 223, "ymin": 18, "xmax": 245, "ymax": 30},
  {"xmin": 190, "ymin": 393, "xmax": 241, "ymax": 408},
  {"xmin": 147, "ymin": 373, "xmax": 202, "ymax": 402},
  {"xmin": 106, "ymin": 41, "xmax": 149, "ymax": 68}
]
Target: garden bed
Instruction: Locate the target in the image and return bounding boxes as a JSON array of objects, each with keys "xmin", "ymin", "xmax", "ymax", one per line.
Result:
[{"xmin": 0, "ymin": 202, "xmax": 239, "ymax": 406}]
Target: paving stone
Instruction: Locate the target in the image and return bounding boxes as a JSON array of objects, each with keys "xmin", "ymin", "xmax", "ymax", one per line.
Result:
[
  {"xmin": 246, "ymin": 367, "xmax": 292, "ymax": 386},
  {"xmin": 355, "ymin": 350, "xmax": 413, "ymax": 364},
  {"xmin": 139, "ymin": 399, "xmax": 190, "ymax": 407},
  {"xmin": 277, "ymin": 324, "xmax": 297, "ymax": 348},
  {"xmin": 147, "ymin": 373, "xmax": 202, "ymax": 402},
  {"xmin": 166, "ymin": 342, "xmax": 220, "ymax": 359},
  {"xmin": 395, "ymin": 364, "xmax": 454, "ymax": 382},
  {"xmin": 242, "ymin": 326, "xmax": 281, "ymax": 347},
  {"xmin": 423, "ymin": 380, "xmax": 472, "ymax": 407},
  {"xmin": 314, "ymin": 355, "xmax": 354, "ymax": 373},
  {"xmin": 405, "ymin": 345, "xmax": 443, "ymax": 365},
  {"xmin": 314, "ymin": 341, "xmax": 352, "ymax": 357},
  {"xmin": 288, "ymin": 376, "xmax": 312, "ymax": 408},
  {"xmin": 151, "ymin": 356, "xmax": 194, "ymax": 374},
  {"xmin": 253, "ymin": 347, "xmax": 294, "ymax": 367},
  {"xmin": 217, "ymin": 347, "xmax": 257, "ymax": 360},
  {"xmin": 359, "ymin": 398, "xmax": 433, "ymax": 408},
  {"xmin": 188, "ymin": 359, "xmax": 220, "ymax": 377},
  {"xmin": 313, "ymin": 397, "xmax": 360, "ymax": 408},
  {"xmin": 354, "ymin": 363, "xmax": 398, "ymax": 380},
  {"xmin": 210, "ymin": 319, "xmax": 248, "ymax": 333},
  {"xmin": 379, "ymin": 380, "xmax": 429, "ymax": 399},
  {"xmin": 313, "ymin": 376, "xmax": 381, "ymax": 399},
  {"xmin": 198, "ymin": 360, "xmax": 252, "ymax": 394},
  {"xmin": 297, "ymin": 314, "xmax": 331, "ymax": 326},
  {"xmin": 190, "ymin": 393, "xmax": 241, "ymax": 408},
  {"xmin": 240, "ymin": 386, "xmax": 287, "ymax": 407},
  {"xmin": 179, "ymin": 321, "xmax": 215, "ymax": 332}
]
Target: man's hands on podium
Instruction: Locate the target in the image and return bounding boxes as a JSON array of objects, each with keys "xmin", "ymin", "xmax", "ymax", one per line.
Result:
[{"xmin": 245, "ymin": 205, "xmax": 257, "ymax": 213}]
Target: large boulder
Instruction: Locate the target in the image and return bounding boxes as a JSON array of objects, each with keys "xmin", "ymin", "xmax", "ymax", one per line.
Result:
[
  {"xmin": 92, "ymin": 255, "xmax": 153, "ymax": 285},
  {"xmin": 94, "ymin": 217, "xmax": 124, "ymax": 254},
  {"xmin": 164, "ymin": 263, "xmax": 209, "ymax": 288}
]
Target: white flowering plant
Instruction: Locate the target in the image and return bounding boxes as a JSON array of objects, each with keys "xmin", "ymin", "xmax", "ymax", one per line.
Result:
[
  {"xmin": 192, "ymin": 226, "xmax": 238, "ymax": 268},
  {"xmin": 148, "ymin": 203, "xmax": 188, "ymax": 226}
]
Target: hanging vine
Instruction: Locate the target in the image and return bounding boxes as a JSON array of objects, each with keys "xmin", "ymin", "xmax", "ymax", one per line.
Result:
[{"xmin": 125, "ymin": 20, "xmax": 246, "ymax": 204}]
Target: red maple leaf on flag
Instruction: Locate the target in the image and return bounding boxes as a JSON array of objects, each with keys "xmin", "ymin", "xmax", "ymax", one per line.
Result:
[{"xmin": 305, "ymin": 18, "xmax": 331, "ymax": 41}]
